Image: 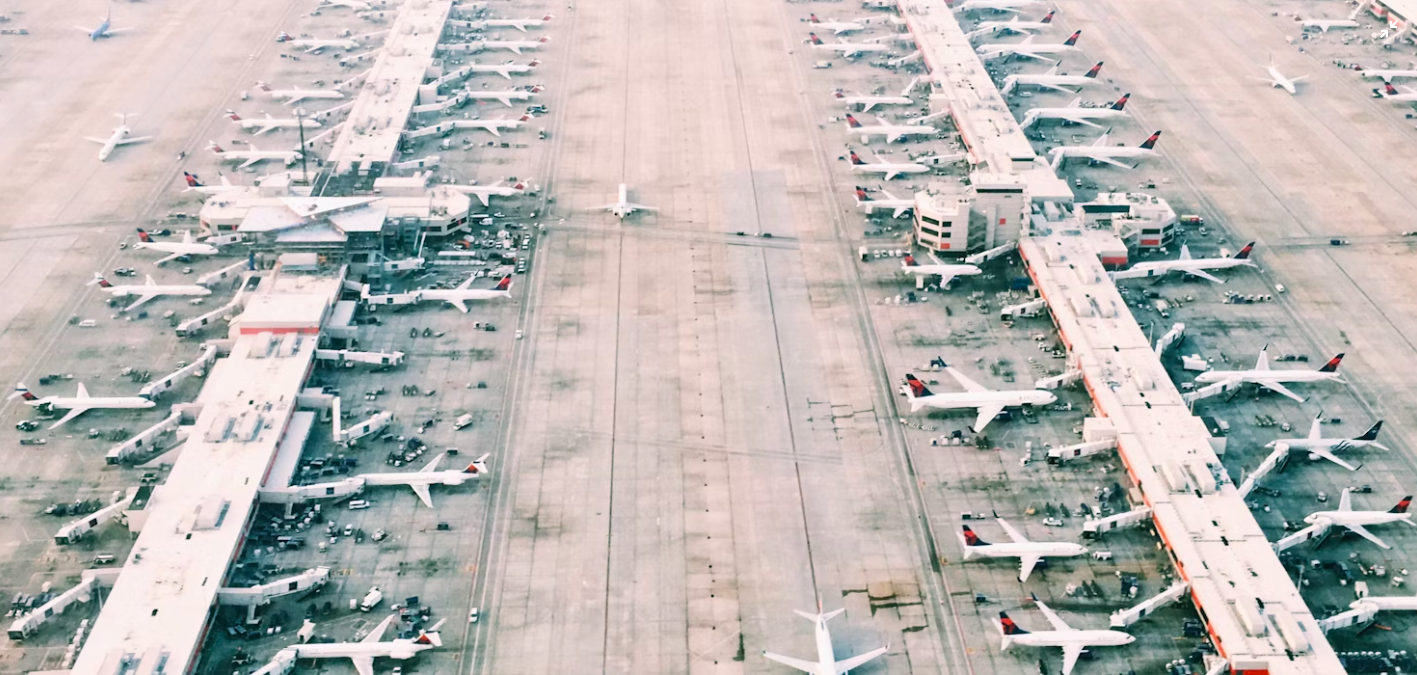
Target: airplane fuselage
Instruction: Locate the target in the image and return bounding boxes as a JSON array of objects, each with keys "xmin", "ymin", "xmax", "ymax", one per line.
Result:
[
  {"xmin": 104, "ymin": 284, "xmax": 211, "ymax": 299},
  {"xmin": 25, "ymin": 395, "xmax": 154, "ymax": 411},
  {"xmin": 911, "ymin": 388, "xmax": 1056, "ymax": 412},
  {"xmin": 1025, "ymin": 108, "xmax": 1126, "ymax": 126},
  {"xmin": 839, "ymin": 95, "xmax": 911, "ymax": 111},
  {"xmin": 1306, "ymin": 512, "xmax": 1413, "ymax": 528},
  {"xmin": 136, "ymin": 241, "xmax": 219, "ymax": 257},
  {"xmin": 1121, "ymin": 257, "xmax": 1249, "ymax": 278},
  {"xmin": 1361, "ymin": 69, "xmax": 1417, "ymax": 83},
  {"xmin": 1008, "ymin": 630, "xmax": 1135, "ymax": 651},
  {"xmin": 901, "ymin": 263, "xmax": 982, "ymax": 278},
  {"xmin": 1051, "ymin": 146, "xmax": 1152, "ymax": 162},
  {"xmin": 1194, "ymin": 369, "xmax": 1338, "ymax": 385},
  {"xmin": 957, "ymin": 0, "xmax": 1042, "ymax": 13},
  {"xmin": 963, "ymin": 540, "xmax": 1087, "ymax": 560},
  {"xmin": 288, "ymin": 641, "xmax": 430, "ymax": 661}
]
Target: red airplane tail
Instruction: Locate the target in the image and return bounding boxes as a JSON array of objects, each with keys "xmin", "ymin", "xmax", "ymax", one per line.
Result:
[
  {"xmin": 809, "ymin": 13, "xmax": 821, "ymax": 23},
  {"xmin": 1318, "ymin": 353, "xmax": 1345, "ymax": 373},
  {"xmin": 13, "ymin": 384, "xmax": 36, "ymax": 401},
  {"xmin": 1063, "ymin": 30, "xmax": 1081, "ymax": 46},
  {"xmin": 833, "ymin": 89, "xmax": 846, "ymax": 99},
  {"xmin": 513, "ymin": 182, "xmax": 527, "ymax": 190},
  {"xmin": 1140, "ymin": 131, "xmax": 1162, "ymax": 150},
  {"xmin": 845, "ymin": 114, "xmax": 863, "ymax": 128},
  {"xmin": 1386, "ymin": 83, "xmax": 1399, "ymax": 96},
  {"xmin": 542, "ymin": 13, "xmax": 553, "ymax": 20},
  {"xmin": 531, "ymin": 85, "xmax": 544, "ymax": 93},
  {"xmin": 1040, "ymin": 10, "xmax": 1054, "ymax": 23},
  {"xmin": 962, "ymin": 525, "xmax": 988, "ymax": 546},
  {"xmin": 209, "ymin": 141, "xmax": 226, "ymax": 153},
  {"xmin": 809, "ymin": 32, "xmax": 824, "ymax": 45},
  {"xmin": 1085, "ymin": 61, "xmax": 1103, "ymax": 79},
  {"xmin": 183, "ymin": 171, "xmax": 203, "ymax": 187},
  {"xmin": 848, "ymin": 150, "xmax": 865, "ymax": 165},
  {"xmin": 854, "ymin": 186, "xmax": 870, "ymax": 201},
  {"xmin": 903, "ymin": 254, "xmax": 921, "ymax": 267},
  {"xmin": 999, "ymin": 612, "xmax": 1029, "ymax": 635},
  {"xmin": 904, "ymin": 374, "xmax": 933, "ymax": 397},
  {"xmin": 136, "ymin": 229, "xmax": 153, "ymax": 242},
  {"xmin": 1233, "ymin": 241, "xmax": 1255, "ymax": 260},
  {"xmin": 1110, "ymin": 93, "xmax": 1131, "ymax": 111},
  {"xmin": 1390, "ymin": 496, "xmax": 1412, "ymax": 514},
  {"xmin": 227, "ymin": 112, "xmax": 243, "ymax": 122},
  {"xmin": 494, "ymin": 276, "xmax": 512, "ymax": 291},
  {"xmin": 528, "ymin": 59, "xmax": 542, "ymax": 67},
  {"xmin": 276, "ymin": 31, "xmax": 292, "ymax": 42}
]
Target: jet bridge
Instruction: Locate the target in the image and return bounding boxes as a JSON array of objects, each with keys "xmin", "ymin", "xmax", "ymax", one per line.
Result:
[
  {"xmin": 1272, "ymin": 522, "xmax": 1329, "ymax": 553},
  {"xmin": 1237, "ymin": 444, "xmax": 1290, "ymax": 498},
  {"xmin": 196, "ymin": 261, "xmax": 252, "ymax": 288},
  {"xmin": 105, "ymin": 411, "xmax": 184, "ymax": 464},
  {"xmin": 1110, "ymin": 581, "xmax": 1190, "ymax": 627},
  {"xmin": 1082, "ymin": 506, "xmax": 1153, "ymax": 536},
  {"xmin": 335, "ymin": 408, "xmax": 393, "ymax": 445},
  {"xmin": 258, "ymin": 478, "xmax": 365, "ymax": 504},
  {"xmin": 218, "ymin": 567, "xmax": 330, "ymax": 622},
  {"xmin": 1033, "ymin": 368, "xmax": 1082, "ymax": 390},
  {"xmin": 6, "ymin": 569, "xmax": 121, "ymax": 640},
  {"xmin": 315, "ymin": 349, "xmax": 405, "ymax": 367},
  {"xmin": 140, "ymin": 345, "xmax": 218, "ymax": 399},
  {"xmin": 1154, "ymin": 323, "xmax": 1185, "ymax": 357},
  {"xmin": 55, "ymin": 488, "xmax": 140, "ymax": 544},
  {"xmin": 1047, "ymin": 438, "xmax": 1117, "ymax": 463}
]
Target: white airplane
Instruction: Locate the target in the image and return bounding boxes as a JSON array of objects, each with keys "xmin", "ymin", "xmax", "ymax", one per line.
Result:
[
  {"xmin": 591, "ymin": 183, "xmax": 658, "ymax": 219},
  {"xmin": 228, "ymin": 111, "xmax": 322, "ymax": 136},
  {"xmin": 89, "ymin": 273, "xmax": 213, "ymax": 312},
  {"xmin": 808, "ymin": 13, "xmax": 865, "ymax": 35},
  {"xmin": 464, "ymin": 85, "xmax": 541, "ymax": 107},
  {"xmin": 452, "ymin": 180, "xmax": 528, "ymax": 207},
  {"xmin": 1021, "ymin": 93, "xmax": 1130, "ymax": 129},
  {"xmin": 1300, "ymin": 18, "xmax": 1360, "ymax": 32},
  {"xmin": 903, "ymin": 369, "xmax": 1057, "ymax": 433},
  {"xmin": 960, "ymin": 519, "xmax": 1087, "ymax": 582},
  {"xmin": 1359, "ymin": 68, "xmax": 1417, "ymax": 83},
  {"xmin": 181, "ymin": 172, "xmax": 244, "ymax": 195},
  {"xmin": 485, "ymin": 14, "xmax": 553, "ymax": 32},
  {"xmin": 845, "ymin": 113, "xmax": 938, "ymax": 143},
  {"xmin": 1265, "ymin": 414, "xmax": 1387, "ymax": 472},
  {"xmin": 1379, "ymin": 82, "xmax": 1417, "ymax": 102},
  {"xmin": 848, "ymin": 149, "xmax": 928, "ymax": 180},
  {"xmin": 853, "ymin": 186, "xmax": 914, "ymax": 218},
  {"xmin": 1303, "ymin": 489, "xmax": 1414, "ymax": 550},
  {"xmin": 467, "ymin": 59, "xmax": 539, "ymax": 79},
  {"xmin": 955, "ymin": 0, "xmax": 1043, "ymax": 14},
  {"xmin": 969, "ymin": 10, "xmax": 1054, "ymax": 37},
  {"xmin": 10, "ymin": 383, "xmax": 156, "ymax": 431},
  {"xmin": 1255, "ymin": 59, "xmax": 1307, "ymax": 94},
  {"xmin": 809, "ymin": 33, "xmax": 891, "ymax": 58},
  {"xmin": 976, "ymin": 30, "xmax": 1081, "ymax": 62},
  {"xmin": 85, "ymin": 114, "xmax": 151, "ymax": 162},
  {"xmin": 999, "ymin": 596, "xmax": 1136, "ymax": 675},
  {"xmin": 257, "ymin": 82, "xmax": 346, "ymax": 106},
  {"xmin": 1109, "ymin": 241, "xmax": 1254, "ymax": 284},
  {"xmin": 834, "ymin": 89, "xmax": 912, "ymax": 113},
  {"xmin": 761, "ymin": 607, "xmax": 887, "ymax": 675},
  {"xmin": 208, "ymin": 141, "xmax": 302, "ymax": 170},
  {"xmin": 1002, "ymin": 61, "xmax": 1103, "ymax": 94},
  {"xmin": 900, "ymin": 254, "xmax": 982, "ymax": 286},
  {"xmin": 76, "ymin": 10, "xmax": 129, "ymax": 40},
  {"xmin": 134, "ymin": 229, "xmax": 219, "ymax": 266},
  {"xmin": 419, "ymin": 276, "xmax": 512, "ymax": 313},
  {"xmin": 461, "ymin": 113, "xmax": 535, "ymax": 137},
  {"xmin": 1192, "ymin": 347, "xmax": 1345, "ymax": 403},
  {"xmin": 282, "ymin": 614, "xmax": 446, "ymax": 675},
  {"xmin": 1049, "ymin": 130, "xmax": 1161, "ymax": 170},
  {"xmin": 478, "ymin": 36, "xmax": 550, "ymax": 55},
  {"xmin": 359, "ymin": 452, "xmax": 489, "ymax": 508},
  {"xmin": 318, "ymin": 0, "xmax": 372, "ymax": 10}
]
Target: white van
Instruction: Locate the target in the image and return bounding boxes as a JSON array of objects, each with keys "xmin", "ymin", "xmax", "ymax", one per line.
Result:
[{"xmin": 348, "ymin": 500, "xmax": 369, "ymax": 510}]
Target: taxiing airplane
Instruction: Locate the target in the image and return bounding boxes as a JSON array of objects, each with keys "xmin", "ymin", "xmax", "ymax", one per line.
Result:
[
  {"xmin": 1109, "ymin": 241, "xmax": 1254, "ymax": 284},
  {"xmin": 809, "ymin": 33, "xmax": 891, "ymax": 58},
  {"xmin": 318, "ymin": 0, "xmax": 372, "ymax": 10},
  {"xmin": 10, "ymin": 383, "xmax": 156, "ymax": 431},
  {"xmin": 228, "ymin": 112, "xmax": 322, "ymax": 136},
  {"xmin": 999, "ymin": 596, "xmax": 1136, "ymax": 675},
  {"xmin": 1379, "ymin": 82, "xmax": 1417, "ymax": 102},
  {"xmin": 485, "ymin": 14, "xmax": 553, "ymax": 32},
  {"xmin": 1266, "ymin": 414, "xmax": 1387, "ymax": 472},
  {"xmin": 85, "ymin": 114, "xmax": 151, "ymax": 162},
  {"xmin": 903, "ymin": 369, "xmax": 1057, "ymax": 433},
  {"xmin": 467, "ymin": 59, "xmax": 539, "ymax": 79},
  {"xmin": 359, "ymin": 452, "xmax": 489, "ymax": 508},
  {"xmin": 1255, "ymin": 59, "xmax": 1307, "ymax": 94},
  {"xmin": 134, "ymin": 229, "xmax": 219, "ymax": 266},
  {"xmin": 976, "ymin": 30, "xmax": 1081, "ymax": 62},
  {"xmin": 282, "ymin": 35, "xmax": 365, "ymax": 54},
  {"xmin": 1359, "ymin": 68, "xmax": 1417, "ymax": 83},
  {"xmin": 1020, "ymin": 93, "xmax": 1130, "ymax": 129},
  {"xmin": 1300, "ymin": 18, "xmax": 1360, "ymax": 32},
  {"xmin": 591, "ymin": 184, "xmax": 658, "ymax": 219},
  {"xmin": 282, "ymin": 614, "xmax": 445, "ymax": 675},
  {"xmin": 452, "ymin": 180, "xmax": 528, "ymax": 206},
  {"xmin": 89, "ymin": 273, "xmax": 213, "ymax": 313},
  {"xmin": 900, "ymin": 254, "xmax": 981, "ymax": 286},
  {"xmin": 461, "ymin": 113, "xmax": 535, "ymax": 137},
  {"xmin": 848, "ymin": 149, "xmax": 928, "ymax": 181},
  {"xmin": 1002, "ymin": 61, "xmax": 1103, "ymax": 94},
  {"xmin": 208, "ymin": 141, "xmax": 302, "ymax": 170},
  {"xmin": 969, "ymin": 10, "xmax": 1054, "ymax": 37},
  {"xmin": 853, "ymin": 186, "xmax": 915, "ymax": 218},
  {"xmin": 1049, "ymin": 130, "xmax": 1161, "ymax": 170},
  {"xmin": 955, "ymin": 0, "xmax": 1043, "ymax": 14},
  {"xmin": 761, "ymin": 607, "xmax": 887, "ymax": 675},
  {"xmin": 420, "ymin": 276, "xmax": 512, "ymax": 313},
  {"xmin": 463, "ymin": 85, "xmax": 541, "ymax": 107},
  {"xmin": 808, "ymin": 13, "xmax": 865, "ymax": 35},
  {"xmin": 478, "ymin": 36, "xmax": 550, "ymax": 55},
  {"xmin": 1192, "ymin": 348, "xmax": 1344, "ymax": 403},
  {"xmin": 76, "ymin": 10, "xmax": 129, "ymax": 40},
  {"xmin": 1303, "ymin": 489, "xmax": 1413, "ymax": 550},
  {"xmin": 182, "ymin": 172, "xmax": 244, "ymax": 195},
  {"xmin": 960, "ymin": 519, "xmax": 1087, "ymax": 582},
  {"xmin": 257, "ymin": 82, "xmax": 346, "ymax": 106},
  {"xmin": 834, "ymin": 88, "xmax": 912, "ymax": 113},
  {"xmin": 845, "ymin": 113, "xmax": 938, "ymax": 143}
]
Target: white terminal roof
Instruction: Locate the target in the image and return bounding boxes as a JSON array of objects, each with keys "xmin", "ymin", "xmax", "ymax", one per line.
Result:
[
  {"xmin": 1019, "ymin": 230, "xmax": 1343, "ymax": 674},
  {"xmin": 1376, "ymin": 0, "xmax": 1417, "ymax": 22},
  {"xmin": 69, "ymin": 268, "xmax": 345, "ymax": 675},
  {"xmin": 326, "ymin": 0, "xmax": 457, "ymax": 173}
]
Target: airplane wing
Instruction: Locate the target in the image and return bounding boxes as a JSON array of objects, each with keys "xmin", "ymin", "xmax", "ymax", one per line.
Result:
[
  {"xmin": 47, "ymin": 406, "xmax": 90, "ymax": 431},
  {"xmin": 1013, "ymin": 51, "xmax": 1058, "ymax": 63},
  {"xmin": 1306, "ymin": 446, "xmax": 1359, "ymax": 472},
  {"xmin": 1091, "ymin": 155, "xmax": 1136, "ymax": 170},
  {"xmin": 105, "ymin": 28, "xmax": 132, "ymax": 35},
  {"xmin": 1061, "ymin": 644, "xmax": 1084, "ymax": 675},
  {"xmin": 1035, "ymin": 82, "xmax": 1081, "ymax": 94},
  {"xmin": 834, "ymin": 646, "xmax": 889, "ymax": 674},
  {"xmin": 485, "ymin": 126, "xmax": 503, "ymax": 137},
  {"xmin": 1254, "ymin": 380, "xmax": 1306, "ymax": 403},
  {"xmin": 972, "ymin": 403, "xmax": 1006, "ymax": 433},
  {"xmin": 886, "ymin": 131, "xmax": 903, "ymax": 143},
  {"xmin": 505, "ymin": 46, "xmax": 524, "ymax": 55},
  {"xmin": 946, "ymin": 368, "xmax": 989, "ymax": 393},
  {"xmin": 84, "ymin": 137, "xmax": 110, "ymax": 144},
  {"xmin": 492, "ymin": 68, "xmax": 513, "ymax": 79},
  {"xmin": 1034, "ymin": 600, "xmax": 1073, "ymax": 632},
  {"xmin": 881, "ymin": 169, "xmax": 901, "ymax": 180},
  {"xmin": 626, "ymin": 203, "xmax": 658, "ymax": 212},
  {"xmin": 75, "ymin": 25, "xmax": 96, "ymax": 33},
  {"xmin": 1344, "ymin": 523, "xmax": 1391, "ymax": 549},
  {"xmin": 410, "ymin": 484, "xmax": 435, "ymax": 508},
  {"xmin": 155, "ymin": 251, "xmax": 184, "ymax": 266},
  {"xmin": 116, "ymin": 136, "xmax": 153, "ymax": 146},
  {"xmin": 997, "ymin": 519, "xmax": 1028, "ymax": 543},
  {"xmin": 892, "ymin": 205, "xmax": 911, "ymax": 218},
  {"xmin": 363, "ymin": 614, "xmax": 396, "ymax": 643},
  {"xmin": 761, "ymin": 651, "xmax": 819, "ymax": 673},
  {"xmin": 494, "ymin": 94, "xmax": 513, "ymax": 106},
  {"xmin": 859, "ymin": 101, "xmax": 878, "ymax": 113},
  {"xmin": 1182, "ymin": 268, "xmax": 1224, "ymax": 284},
  {"xmin": 449, "ymin": 299, "xmax": 470, "ymax": 314},
  {"xmin": 305, "ymin": 45, "xmax": 326, "ymax": 54},
  {"xmin": 123, "ymin": 293, "xmax": 157, "ymax": 313},
  {"xmin": 254, "ymin": 124, "xmax": 277, "ymax": 136},
  {"xmin": 349, "ymin": 656, "xmax": 375, "ymax": 675},
  {"xmin": 1018, "ymin": 553, "xmax": 1042, "ymax": 582},
  {"xmin": 1064, "ymin": 116, "xmax": 1105, "ymax": 129},
  {"xmin": 472, "ymin": 192, "xmax": 491, "ymax": 206},
  {"xmin": 457, "ymin": 274, "xmax": 478, "ymax": 290},
  {"xmin": 1339, "ymin": 488, "xmax": 1352, "ymax": 512},
  {"xmin": 238, "ymin": 157, "xmax": 262, "ymax": 170},
  {"xmin": 588, "ymin": 203, "xmax": 620, "ymax": 212},
  {"xmin": 937, "ymin": 273, "xmax": 959, "ymax": 287}
]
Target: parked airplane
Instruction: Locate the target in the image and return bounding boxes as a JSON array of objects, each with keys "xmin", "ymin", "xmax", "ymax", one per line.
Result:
[
  {"xmin": 808, "ymin": 13, "xmax": 864, "ymax": 35},
  {"xmin": 591, "ymin": 184, "xmax": 658, "ymax": 219},
  {"xmin": 89, "ymin": 273, "xmax": 213, "ymax": 312},
  {"xmin": 808, "ymin": 33, "xmax": 891, "ymax": 58},
  {"xmin": 960, "ymin": 519, "xmax": 1087, "ymax": 582},
  {"xmin": 976, "ymin": 31, "xmax": 1081, "ymax": 62},
  {"xmin": 76, "ymin": 10, "xmax": 129, "ymax": 40},
  {"xmin": 853, "ymin": 186, "xmax": 914, "ymax": 218},
  {"xmin": 257, "ymin": 82, "xmax": 346, "ymax": 106},
  {"xmin": 845, "ymin": 113, "xmax": 938, "ymax": 143},
  {"xmin": 1255, "ymin": 59, "xmax": 1307, "ymax": 94},
  {"xmin": 1266, "ymin": 415, "xmax": 1387, "ymax": 472},
  {"xmin": 461, "ymin": 113, "xmax": 535, "ymax": 137},
  {"xmin": 359, "ymin": 452, "xmax": 489, "ymax": 507},
  {"xmin": 903, "ymin": 369, "xmax": 1057, "ymax": 432},
  {"xmin": 1303, "ymin": 489, "xmax": 1413, "ymax": 549},
  {"xmin": 1108, "ymin": 241, "xmax": 1254, "ymax": 284},
  {"xmin": 1300, "ymin": 18, "xmax": 1360, "ymax": 32},
  {"xmin": 228, "ymin": 111, "xmax": 322, "ymax": 136},
  {"xmin": 452, "ymin": 180, "xmax": 528, "ymax": 206},
  {"xmin": 1192, "ymin": 348, "xmax": 1344, "ymax": 403},
  {"xmin": 900, "ymin": 254, "xmax": 981, "ymax": 286},
  {"xmin": 1049, "ymin": 130, "xmax": 1161, "ymax": 170},
  {"xmin": 10, "ymin": 383, "xmax": 156, "ymax": 430},
  {"xmin": 834, "ymin": 88, "xmax": 912, "ymax": 113},
  {"xmin": 761, "ymin": 607, "xmax": 887, "ymax": 675},
  {"xmin": 969, "ymin": 10, "xmax": 1054, "ymax": 37},
  {"xmin": 134, "ymin": 229, "xmax": 219, "ymax": 266},
  {"xmin": 1379, "ymin": 82, "xmax": 1417, "ymax": 102},
  {"xmin": 955, "ymin": 0, "xmax": 1043, "ymax": 14},
  {"xmin": 478, "ymin": 36, "xmax": 549, "ymax": 55},
  {"xmin": 464, "ymin": 85, "xmax": 541, "ymax": 107},
  {"xmin": 282, "ymin": 613, "xmax": 446, "ymax": 675},
  {"xmin": 999, "ymin": 596, "xmax": 1136, "ymax": 675},
  {"xmin": 1020, "ymin": 93, "xmax": 1130, "ymax": 129},
  {"xmin": 182, "ymin": 172, "xmax": 244, "ymax": 195},
  {"xmin": 85, "ymin": 114, "xmax": 151, "ymax": 162},
  {"xmin": 420, "ymin": 276, "xmax": 512, "ymax": 313},
  {"xmin": 1359, "ymin": 68, "xmax": 1417, "ymax": 83},
  {"xmin": 848, "ymin": 149, "xmax": 928, "ymax": 180},
  {"xmin": 1002, "ymin": 61, "xmax": 1103, "ymax": 94},
  {"xmin": 485, "ymin": 14, "xmax": 553, "ymax": 32},
  {"xmin": 468, "ymin": 59, "xmax": 539, "ymax": 79},
  {"xmin": 318, "ymin": 0, "xmax": 371, "ymax": 10},
  {"xmin": 208, "ymin": 141, "xmax": 302, "ymax": 169}
]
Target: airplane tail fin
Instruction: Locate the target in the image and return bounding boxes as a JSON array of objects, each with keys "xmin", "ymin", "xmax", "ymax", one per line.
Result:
[
  {"xmin": 834, "ymin": 89, "xmax": 846, "ymax": 99},
  {"xmin": 528, "ymin": 59, "xmax": 542, "ymax": 67},
  {"xmin": 1391, "ymin": 496, "xmax": 1413, "ymax": 514},
  {"xmin": 465, "ymin": 453, "xmax": 491, "ymax": 475},
  {"xmin": 809, "ymin": 12, "xmax": 821, "ymax": 23},
  {"xmin": 1063, "ymin": 30, "xmax": 1081, "ymax": 46},
  {"xmin": 88, "ymin": 273, "xmax": 112, "ymax": 288},
  {"xmin": 999, "ymin": 611, "xmax": 1028, "ymax": 643},
  {"xmin": 414, "ymin": 630, "xmax": 443, "ymax": 647},
  {"xmin": 1085, "ymin": 61, "xmax": 1103, "ymax": 78},
  {"xmin": 962, "ymin": 525, "xmax": 989, "ymax": 547},
  {"xmin": 848, "ymin": 150, "xmax": 865, "ymax": 165},
  {"xmin": 1319, "ymin": 353, "xmax": 1345, "ymax": 373},
  {"xmin": 904, "ymin": 374, "xmax": 933, "ymax": 398},
  {"xmin": 1356, "ymin": 421, "xmax": 1383, "ymax": 442},
  {"xmin": 809, "ymin": 32, "xmax": 824, "ymax": 45},
  {"xmin": 1110, "ymin": 93, "xmax": 1131, "ymax": 111},
  {"xmin": 903, "ymin": 254, "xmax": 920, "ymax": 267},
  {"xmin": 208, "ymin": 140, "xmax": 225, "ymax": 153},
  {"xmin": 1041, "ymin": 10, "xmax": 1055, "ymax": 23},
  {"xmin": 183, "ymin": 171, "xmax": 203, "ymax": 187},
  {"xmin": 855, "ymin": 186, "xmax": 870, "ymax": 202},
  {"xmin": 1386, "ymin": 83, "xmax": 1399, "ymax": 96},
  {"xmin": 227, "ymin": 111, "xmax": 243, "ymax": 122},
  {"xmin": 1140, "ymin": 131, "xmax": 1162, "ymax": 149},
  {"xmin": 9, "ymin": 383, "xmax": 36, "ymax": 401},
  {"xmin": 136, "ymin": 228, "xmax": 153, "ymax": 242},
  {"xmin": 845, "ymin": 114, "xmax": 863, "ymax": 128},
  {"xmin": 494, "ymin": 276, "xmax": 512, "ymax": 291},
  {"xmin": 1233, "ymin": 241, "xmax": 1256, "ymax": 260}
]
